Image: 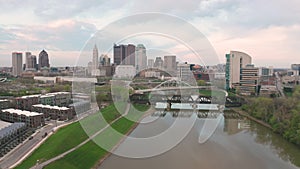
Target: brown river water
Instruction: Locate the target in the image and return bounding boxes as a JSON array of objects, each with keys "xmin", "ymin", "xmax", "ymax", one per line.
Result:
[{"xmin": 99, "ymin": 112, "xmax": 300, "ymax": 169}]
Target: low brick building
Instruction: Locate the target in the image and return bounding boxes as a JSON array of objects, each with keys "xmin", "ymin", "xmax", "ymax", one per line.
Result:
[
  {"xmin": 15, "ymin": 95, "xmax": 40, "ymax": 111},
  {"xmin": 32, "ymin": 104, "xmax": 73, "ymax": 121},
  {"xmin": 0, "ymin": 100, "xmax": 11, "ymax": 110},
  {"xmin": 0, "ymin": 109, "xmax": 44, "ymax": 128}
]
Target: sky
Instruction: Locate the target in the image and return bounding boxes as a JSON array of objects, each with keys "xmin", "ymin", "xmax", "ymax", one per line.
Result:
[{"xmin": 0, "ymin": 0, "xmax": 300, "ymax": 68}]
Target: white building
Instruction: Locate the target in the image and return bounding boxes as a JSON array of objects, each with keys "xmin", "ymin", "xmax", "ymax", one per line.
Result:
[
  {"xmin": 92, "ymin": 44, "xmax": 99, "ymax": 76},
  {"xmin": 145, "ymin": 71, "xmax": 160, "ymax": 78},
  {"xmin": 114, "ymin": 65, "xmax": 136, "ymax": 79},
  {"xmin": 177, "ymin": 62, "xmax": 193, "ymax": 83},
  {"xmin": 225, "ymin": 51, "xmax": 252, "ymax": 89},
  {"xmin": 135, "ymin": 44, "xmax": 147, "ymax": 72}
]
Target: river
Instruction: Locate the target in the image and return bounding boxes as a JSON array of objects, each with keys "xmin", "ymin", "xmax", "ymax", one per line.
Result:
[{"xmin": 98, "ymin": 112, "xmax": 300, "ymax": 169}]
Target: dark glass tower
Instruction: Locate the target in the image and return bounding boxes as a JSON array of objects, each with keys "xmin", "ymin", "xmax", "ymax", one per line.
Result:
[{"xmin": 38, "ymin": 50, "xmax": 50, "ymax": 70}]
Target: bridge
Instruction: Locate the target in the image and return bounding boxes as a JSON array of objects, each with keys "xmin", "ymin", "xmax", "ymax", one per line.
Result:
[
  {"xmin": 151, "ymin": 110, "xmax": 242, "ymax": 119},
  {"xmin": 130, "ymin": 79, "xmax": 241, "ymax": 107},
  {"xmin": 134, "ymin": 79, "xmax": 228, "ymax": 97}
]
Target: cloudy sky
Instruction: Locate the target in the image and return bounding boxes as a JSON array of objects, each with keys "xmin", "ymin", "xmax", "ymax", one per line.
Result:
[{"xmin": 0, "ymin": 0, "xmax": 299, "ymax": 68}]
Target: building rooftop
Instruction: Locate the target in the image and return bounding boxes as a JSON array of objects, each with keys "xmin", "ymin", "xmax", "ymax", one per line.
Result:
[
  {"xmin": 0, "ymin": 120, "xmax": 12, "ymax": 130},
  {"xmin": 40, "ymin": 95, "xmax": 55, "ymax": 98},
  {"xmin": 47, "ymin": 92, "xmax": 70, "ymax": 95},
  {"xmin": 0, "ymin": 99, "xmax": 9, "ymax": 102},
  {"xmin": 32, "ymin": 104, "xmax": 70, "ymax": 110},
  {"xmin": 2, "ymin": 109, "xmax": 42, "ymax": 116},
  {"xmin": 0, "ymin": 122, "xmax": 26, "ymax": 139},
  {"xmin": 16, "ymin": 92, "xmax": 70, "ymax": 100},
  {"xmin": 20, "ymin": 94, "xmax": 41, "ymax": 99}
]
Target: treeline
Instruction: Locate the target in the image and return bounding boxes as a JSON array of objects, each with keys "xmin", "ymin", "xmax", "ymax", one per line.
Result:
[{"xmin": 242, "ymin": 86, "xmax": 300, "ymax": 146}]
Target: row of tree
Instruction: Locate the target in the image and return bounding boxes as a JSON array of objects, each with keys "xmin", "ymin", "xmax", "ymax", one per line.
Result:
[{"xmin": 242, "ymin": 86, "xmax": 300, "ymax": 146}]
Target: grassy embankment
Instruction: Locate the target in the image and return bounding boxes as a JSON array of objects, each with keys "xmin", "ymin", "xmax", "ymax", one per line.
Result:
[
  {"xmin": 14, "ymin": 104, "xmax": 127, "ymax": 169},
  {"xmin": 43, "ymin": 104, "xmax": 149, "ymax": 169}
]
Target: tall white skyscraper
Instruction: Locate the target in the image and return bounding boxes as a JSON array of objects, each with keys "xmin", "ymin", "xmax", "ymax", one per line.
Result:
[
  {"xmin": 12, "ymin": 52, "xmax": 23, "ymax": 76},
  {"xmin": 92, "ymin": 44, "xmax": 100, "ymax": 76},
  {"xmin": 92, "ymin": 44, "xmax": 99, "ymax": 70},
  {"xmin": 135, "ymin": 44, "xmax": 147, "ymax": 72},
  {"xmin": 225, "ymin": 51, "xmax": 252, "ymax": 89}
]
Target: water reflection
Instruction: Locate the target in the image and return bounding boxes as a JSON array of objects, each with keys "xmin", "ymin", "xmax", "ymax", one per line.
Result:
[
  {"xmin": 248, "ymin": 121, "xmax": 300, "ymax": 167},
  {"xmin": 99, "ymin": 111, "xmax": 300, "ymax": 169}
]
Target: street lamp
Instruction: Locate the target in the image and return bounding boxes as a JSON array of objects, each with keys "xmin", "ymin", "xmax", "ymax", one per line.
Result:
[{"xmin": 35, "ymin": 159, "xmax": 39, "ymax": 169}]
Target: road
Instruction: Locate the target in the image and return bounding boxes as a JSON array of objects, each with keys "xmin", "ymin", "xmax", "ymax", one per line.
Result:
[
  {"xmin": 0, "ymin": 122, "xmax": 56, "ymax": 169},
  {"xmin": 0, "ymin": 103, "xmax": 99, "ymax": 169},
  {"xmin": 31, "ymin": 103, "xmax": 131, "ymax": 169},
  {"xmin": 275, "ymin": 72, "xmax": 285, "ymax": 98}
]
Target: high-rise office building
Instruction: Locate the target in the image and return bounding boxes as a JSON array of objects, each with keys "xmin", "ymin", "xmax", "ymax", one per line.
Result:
[
  {"xmin": 164, "ymin": 55, "xmax": 177, "ymax": 76},
  {"xmin": 25, "ymin": 52, "xmax": 37, "ymax": 71},
  {"xmin": 113, "ymin": 44, "xmax": 135, "ymax": 66},
  {"xmin": 99, "ymin": 54, "xmax": 111, "ymax": 66},
  {"xmin": 12, "ymin": 52, "xmax": 23, "ymax": 76},
  {"xmin": 240, "ymin": 64, "xmax": 259, "ymax": 95},
  {"xmin": 127, "ymin": 44, "xmax": 135, "ymax": 66},
  {"xmin": 92, "ymin": 44, "xmax": 99, "ymax": 70},
  {"xmin": 135, "ymin": 44, "xmax": 147, "ymax": 72},
  {"xmin": 177, "ymin": 62, "xmax": 193, "ymax": 83},
  {"xmin": 291, "ymin": 64, "xmax": 300, "ymax": 75},
  {"xmin": 25, "ymin": 52, "xmax": 31, "ymax": 70},
  {"xmin": 225, "ymin": 51, "xmax": 252, "ymax": 90},
  {"xmin": 148, "ymin": 59, "xmax": 154, "ymax": 68},
  {"xmin": 153, "ymin": 57, "xmax": 163, "ymax": 69},
  {"xmin": 30, "ymin": 55, "xmax": 37, "ymax": 70},
  {"xmin": 91, "ymin": 44, "xmax": 101, "ymax": 76},
  {"xmin": 38, "ymin": 50, "xmax": 50, "ymax": 70}
]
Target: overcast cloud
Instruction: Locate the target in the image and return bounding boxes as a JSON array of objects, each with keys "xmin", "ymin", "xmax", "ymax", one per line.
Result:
[{"xmin": 0, "ymin": 0, "xmax": 299, "ymax": 67}]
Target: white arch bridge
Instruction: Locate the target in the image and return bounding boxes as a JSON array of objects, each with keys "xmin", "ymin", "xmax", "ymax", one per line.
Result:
[{"xmin": 134, "ymin": 79, "xmax": 228, "ymax": 97}]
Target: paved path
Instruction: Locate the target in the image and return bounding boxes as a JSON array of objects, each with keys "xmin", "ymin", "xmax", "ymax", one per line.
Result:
[
  {"xmin": 31, "ymin": 103, "xmax": 131, "ymax": 169},
  {"xmin": 0, "ymin": 123, "xmax": 55, "ymax": 169},
  {"xmin": 0, "ymin": 104, "xmax": 99, "ymax": 169}
]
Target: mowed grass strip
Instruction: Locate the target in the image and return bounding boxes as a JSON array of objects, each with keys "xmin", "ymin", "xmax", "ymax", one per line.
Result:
[
  {"xmin": 14, "ymin": 122, "xmax": 88, "ymax": 169},
  {"xmin": 14, "ymin": 104, "xmax": 120, "ymax": 169},
  {"xmin": 44, "ymin": 104, "xmax": 149, "ymax": 169},
  {"xmin": 43, "ymin": 141, "xmax": 108, "ymax": 169}
]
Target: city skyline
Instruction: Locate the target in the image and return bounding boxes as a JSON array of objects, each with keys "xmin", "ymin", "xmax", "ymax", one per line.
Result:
[{"xmin": 1, "ymin": 0, "xmax": 300, "ymax": 68}]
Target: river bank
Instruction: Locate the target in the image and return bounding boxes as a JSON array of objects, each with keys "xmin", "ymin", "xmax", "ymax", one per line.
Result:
[
  {"xmin": 93, "ymin": 106, "xmax": 155, "ymax": 169},
  {"xmin": 41, "ymin": 104, "xmax": 152, "ymax": 169},
  {"xmin": 231, "ymin": 108, "xmax": 272, "ymax": 129},
  {"xmin": 98, "ymin": 108, "xmax": 300, "ymax": 169}
]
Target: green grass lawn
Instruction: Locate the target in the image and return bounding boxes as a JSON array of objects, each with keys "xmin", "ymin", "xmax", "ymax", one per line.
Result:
[
  {"xmin": 14, "ymin": 104, "xmax": 121, "ymax": 169},
  {"xmin": 14, "ymin": 122, "xmax": 88, "ymax": 169},
  {"xmin": 199, "ymin": 90, "xmax": 226, "ymax": 97},
  {"xmin": 44, "ymin": 104, "xmax": 149, "ymax": 169},
  {"xmin": 43, "ymin": 141, "xmax": 108, "ymax": 169}
]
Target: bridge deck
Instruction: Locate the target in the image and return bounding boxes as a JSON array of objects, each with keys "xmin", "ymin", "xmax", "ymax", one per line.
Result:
[{"xmin": 155, "ymin": 102, "xmax": 219, "ymax": 111}]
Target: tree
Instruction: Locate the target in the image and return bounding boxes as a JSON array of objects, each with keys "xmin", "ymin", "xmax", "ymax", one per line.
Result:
[{"xmin": 197, "ymin": 80, "xmax": 206, "ymax": 86}]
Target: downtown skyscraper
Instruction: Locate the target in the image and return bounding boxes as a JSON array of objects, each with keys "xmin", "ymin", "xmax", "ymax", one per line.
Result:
[
  {"xmin": 25, "ymin": 52, "xmax": 37, "ymax": 71},
  {"xmin": 135, "ymin": 44, "xmax": 147, "ymax": 72},
  {"xmin": 38, "ymin": 50, "xmax": 50, "ymax": 70},
  {"xmin": 12, "ymin": 52, "xmax": 23, "ymax": 76},
  {"xmin": 113, "ymin": 44, "xmax": 135, "ymax": 66}
]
